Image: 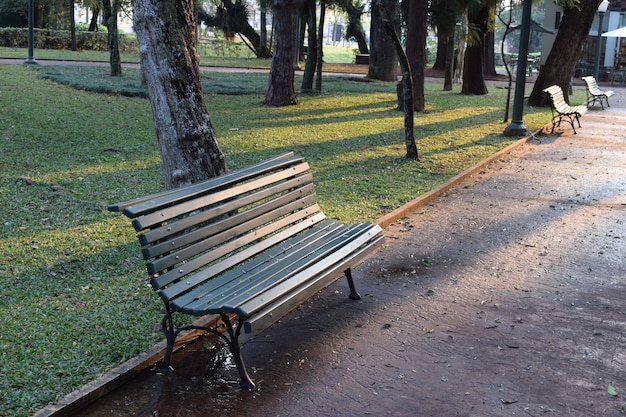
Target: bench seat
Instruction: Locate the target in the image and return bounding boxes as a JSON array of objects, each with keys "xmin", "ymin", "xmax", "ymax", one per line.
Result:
[
  {"xmin": 108, "ymin": 153, "xmax": 384, "ymax": 388},
  {"xmin": 543, "ymin": 85, "xmax": 588, "ymax": 134}
]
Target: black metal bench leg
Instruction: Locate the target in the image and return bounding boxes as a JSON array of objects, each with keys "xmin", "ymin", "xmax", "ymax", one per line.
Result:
[
  {"xmin": 158, "ymin": 307, "xmax": 176, "ymax": 374},
  {"xmin": 220, "ymin": 313, "xmax": 255, "ymax": 390},
  {"xmin": 345, "ymin": 268, "xmax": 362, "ymax": 300}
]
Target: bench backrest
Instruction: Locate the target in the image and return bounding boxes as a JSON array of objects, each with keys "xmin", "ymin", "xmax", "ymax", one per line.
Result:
[
  {"xmin": 108, "ymin": 153, "xmax": 325, "ymax": 293},
  {"xmin": 581, "ymin": 76, "xmax": 603, "ymax": 95},
  {"xmin": 543, "ymin": 85, "xmax": 569, "ymax": 111}
]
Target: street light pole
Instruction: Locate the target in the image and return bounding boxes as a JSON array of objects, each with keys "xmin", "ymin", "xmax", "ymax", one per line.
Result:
[
  {"xmin": 594, "ymin": 0, "xmax": 610, "ymax": 80},
  {"xmin": 25, "ymin": 0, "xmax": 36, "ymax": 64},
  {"xmin": 503, "ymin": 0, "xmax": 532, "ymax": 136}
]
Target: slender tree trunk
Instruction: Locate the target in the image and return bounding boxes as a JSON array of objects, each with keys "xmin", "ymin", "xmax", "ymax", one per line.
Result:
[
  {"xmin": 315, "ymin": 1, "xmax": 325, "ymax": 91},
  {"xmin": 454, "ymin": 10, "xmax": 467, "ymax": 84},
  {"xmin": 88, "ymin": 6, "xmax": 100, "ymax": 31},
  {"xmin": 301, "ymin": 0, "xmax": 316, "ymax": 91},
  {"xmin": 528, "ymin": 0, "xmax": 601, "ymax": 106},
  {"xmin": 444, "ymin": 35, "xmax": 454, "ymax": 91},
  {"xmin": 367, "ymin": 0, "xmax": 398, "ymax": 81},
  {"xmin": 69, "ymin": 0, "xmax": 76, "ymax": 51},
  {"xmin": 265, "ymin": 0, "xmax": 298, "ymax": 106},
  {"xmin": 133, "ymin": 0, "xmax": 227, "ymax": 189},
  {"xmin": 375, "ymin": 0, "xmax": 417, "ymax": 160},
  {"xmin": 106, "ymin": 0, "xmax": 122, "ymax": 76},
  {"xmin": 260, "ymin": 9, "xmax": 268, "ymax": 52}
]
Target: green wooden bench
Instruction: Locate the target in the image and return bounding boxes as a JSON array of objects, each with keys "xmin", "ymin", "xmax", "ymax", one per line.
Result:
[
  {"xmin": 581, "ymin": 76, "xmax": 614, "ymax": 110},
  {"xmin": 108, "ymin": 153, "xmax": 384, "ymax": 389},
  {"xmin": 543, "ymin": 85, "xmax": 588, "ymax": 134}
]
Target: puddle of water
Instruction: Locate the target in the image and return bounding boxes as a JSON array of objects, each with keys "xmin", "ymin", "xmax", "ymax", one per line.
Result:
[{"xmin": 74, "ymin": 339, "xmax": 245, "ymax": 416}]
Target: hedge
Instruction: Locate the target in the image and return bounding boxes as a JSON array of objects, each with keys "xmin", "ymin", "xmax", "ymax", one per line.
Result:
[{"xmin": 0, "ymin": 27, "xmax": 138, "ymax": 52}]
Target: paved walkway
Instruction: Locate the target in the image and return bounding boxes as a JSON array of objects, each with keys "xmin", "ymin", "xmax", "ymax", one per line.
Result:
[{"xmin": 34, "ymin": 79, "xmax": 626, "ymax": 416}]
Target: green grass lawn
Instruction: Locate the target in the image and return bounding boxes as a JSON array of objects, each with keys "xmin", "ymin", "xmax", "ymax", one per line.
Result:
[
  {"xmin": 0, "ymin": 61, "xmax": 581, "ymax": 417},
  {"xmin": 0, "ymin": 42, "xmax": 359, "ymax": 65}
]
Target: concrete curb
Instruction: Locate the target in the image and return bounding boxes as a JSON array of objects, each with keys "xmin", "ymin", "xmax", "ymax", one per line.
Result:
[{"xmin": 32, "ymin": 132, "xmax": 535, "ymax": 417}]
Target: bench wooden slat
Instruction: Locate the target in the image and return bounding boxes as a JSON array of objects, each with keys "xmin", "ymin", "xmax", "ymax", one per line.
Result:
[
  {"xmin": 138, "ymin": 175, "xmax": 314, "ymax": 246},
  {"xmin": 145, "ymin": 194, "xmax": 319, "ymax": 274},
  {"xmin": 173, "ymin": 221, "xmax": 352, "ymax": 315},
  {"xmin": 107, "ymin": 152, "xmax": 299, "ymax": 214},
  {"xmin": 141, "ymin": 186, "xmax": 316, "ymax": 261},
  {"xmin": 241, "ymin": 226, "xmax": 384, "ymax": 332},
  {"xmin": 131, "ymin": 161, "xmax": 311, "ymax": 231},
  {"xmin": 153, "ymin": 209, "xmax": 326, "ymax": 293},
  {"xmin": 221, "ymin": 223, "xmax": 374, "ymax": 315},
  {"xmin": 168, "ymin": 220, "xmax": 338, "ymax": 312}
]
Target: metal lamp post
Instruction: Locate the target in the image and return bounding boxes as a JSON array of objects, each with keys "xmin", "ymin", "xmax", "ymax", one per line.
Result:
[
  {"xmin": 594, "ymin": 0, "xmax": 610, "ymax": 80},
  {"xmin": 25, "ymin": 0, "xmax": 36, "ymax": 64},
  {"xmin": 504, "ymin": 0, "xmax": 532, "ymax": 136}
]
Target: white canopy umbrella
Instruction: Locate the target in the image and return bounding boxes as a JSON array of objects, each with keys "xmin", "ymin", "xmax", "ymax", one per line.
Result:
[{"xmin": 602, "ymin": 26, "xmax": 626, "ymax": 37}]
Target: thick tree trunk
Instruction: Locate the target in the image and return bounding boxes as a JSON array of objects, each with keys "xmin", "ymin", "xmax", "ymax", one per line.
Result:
[
  {"xmin": 133, "ymin": 0, "xmax": 227, "ymax": 189},
  {"xmin": 345, "ymin": 2, "xmax": 369, "ymax": 54},
  {"xmin": 265, "ymin": 0, "xmax": 297, "ymax": 106},
  {"xmin": 483, "ymin": 0, "xmax": 497, "ymax": 76},
  {"xmin": 483, "ymin": 30, "xmax": 497, "ymax": 76},
  {"xmin": 198, "ymin": 0, "xmax": 272, "ymax": 58},
  {"xmin": 406, "ymin": 0, "xmax": 427, "ymax": 112},
  {"xmin": 432, "ymin": 30, "xmax": 447, "ymax": 71},
  {"xmin": 367, "ymin": 0, "xmax": 398, "ymax": 81},
  {"xmin": 461, "ymin": 3, "xmax": 488, "ymax": 95},
  {"xmin": 462, "ymin": 43, "xmax": 487, "ymax": 94},
  {"xmin": 528, "ymin": 0, "xmax": 601, "ymax": 106}
]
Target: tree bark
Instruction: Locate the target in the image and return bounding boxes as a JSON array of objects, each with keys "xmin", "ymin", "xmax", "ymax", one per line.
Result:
[
  {"xmin": 265, "ymin": 0, "xmax": 298, "ymax": 106},
  {"xmin": 315, "ymin": 1, "xmax": 325, "ymax": 91},
  {"xmin": 444, "ymin": 34, "xmax": 454, "ymax": 91},
  {"xmin": 528, "ymin": 0, "xmax": 601, "ymax": 106},
  {"xmin": 432, "ymin": 31, "xmax": 448, "ymax": 71},
  {"xmin": 454, "ymin": 9, "xmax": 467, "ymax": 84},
  {"xmin": 104, "ymin": 0, "xmax": 122, "ymax": 77},
  {"xmin": 375, "ymin": 0, "xmax": 418, "ymax": 160},
  {"xmin": 301, "ymin": 0, "xmax": 316, "ymax": 91},
  {"xmin": 367, "ymin": 0, "xmax": 398, "ymax": 81},
  {"xmin": 88, "ymin": 6, "xmax": 100, "ymax": 31},
  {"xmin": 405, "ymin": 0, "xmax": 427, "ymax": 112},
  {"xmin": 133, "ymin": 0, "xmax": 227, "ymax": 189},
  {"xmin": 461, "ymin": 3, "xmax": 488, "ymax": 95},
  {"xmin": 198, "ymin": 0, "xmax": 272, "ymax": 58},
  {"xmin": 482, "ymin": 0, "xmax": 497, "ymax": 76},
  {"xmin": 69, "ymin": 0, "xmax": 76, "ymax": 51},
  {"xmin": 344, "ymin": 1, "xmax": 369, "ymax": 54}
]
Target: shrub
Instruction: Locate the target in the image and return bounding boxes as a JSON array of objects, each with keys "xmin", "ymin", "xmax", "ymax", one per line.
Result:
[{"xmin": 0, "ymin": 27, "xmax": 137, "ymax": 52}]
